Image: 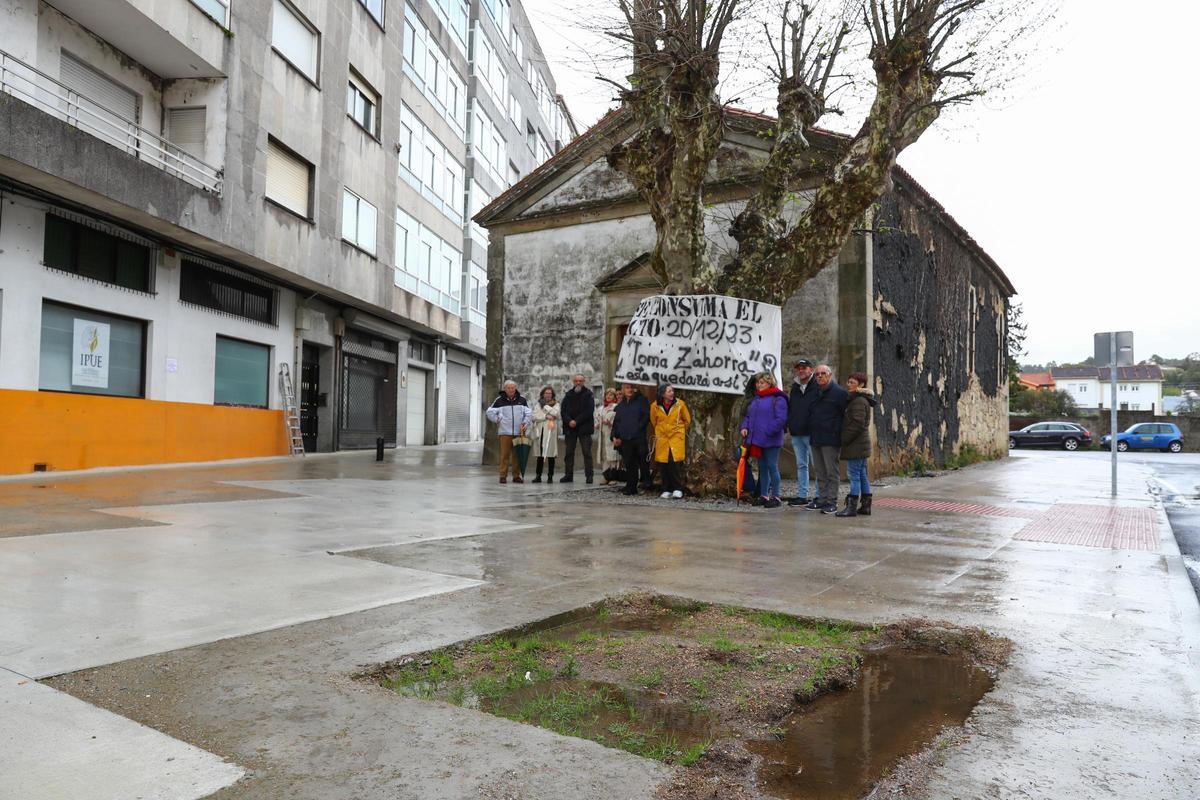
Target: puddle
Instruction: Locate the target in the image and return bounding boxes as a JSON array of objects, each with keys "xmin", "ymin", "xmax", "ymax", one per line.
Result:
[
  {"xmin": 748, "ymin": 650, "xmax": 994, "ymax": 799},
  {"xmin": 368, "ymin": 595, "xmax": 1007, "ymax": 796}
]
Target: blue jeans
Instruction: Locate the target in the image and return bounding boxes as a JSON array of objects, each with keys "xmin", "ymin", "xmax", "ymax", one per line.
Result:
[
  {"xmin": 758, "ymin": 447, "xmax": 782, "ymax": 499},
  {"xmin": 847, "ymin": 458, "xmax": 871, "ymax": 496},
  {"xmin": 790, "ymin": 435, "xmax": 811, "ymax": 497}
]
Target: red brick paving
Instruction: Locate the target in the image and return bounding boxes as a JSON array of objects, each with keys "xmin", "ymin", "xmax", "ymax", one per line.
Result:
[
  {"xmin": 871, "ymin": 497, "xmax": 1040, "ymax": 519},
  {"xmin": 875, "ymin": 497, "xmax": 1160, "ymax": 552},
  {"xmin": 1012, "ymin": 504, "xmax": 1160, "ymax": 552}
]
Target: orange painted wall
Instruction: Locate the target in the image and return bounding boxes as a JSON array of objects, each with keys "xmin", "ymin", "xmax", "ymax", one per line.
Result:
[{"xmin": 0, "ymin": 389, "xmax": 289, "ymax": 475}]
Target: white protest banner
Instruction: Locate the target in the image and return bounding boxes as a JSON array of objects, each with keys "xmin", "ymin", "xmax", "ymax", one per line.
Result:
[
  {"xmin": 613, "ymin": 295, "xmax": 781, "ymax": 395},
  {"xmin": 72, "ymin": 318, "xmax": 110, "ymax": 388}
]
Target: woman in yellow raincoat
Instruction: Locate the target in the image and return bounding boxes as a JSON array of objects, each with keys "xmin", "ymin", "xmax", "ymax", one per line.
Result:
[{"xmin": 650, "ymin": 383, "xmax": 691, "ymax": 499}]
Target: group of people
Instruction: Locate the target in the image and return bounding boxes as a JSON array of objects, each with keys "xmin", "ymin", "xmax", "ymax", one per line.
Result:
[
  {"xmin": 484, "ymin": 376, "xmax": 690, "ymax": 499},
  {"xmin": 741, "ymin": 359, "xmax": 875, "ymax": 516},
  {"xmin": 486, "ymin": 360, "xmax": 876, "ymax": 517}
]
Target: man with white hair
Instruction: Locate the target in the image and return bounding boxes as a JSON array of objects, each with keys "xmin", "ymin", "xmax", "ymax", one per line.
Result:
[{"xmin": 485, "ymin": 380, "xmax": 531, "ymax": 484}]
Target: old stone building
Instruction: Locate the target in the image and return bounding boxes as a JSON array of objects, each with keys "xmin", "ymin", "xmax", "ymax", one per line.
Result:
[{"xmin": 476, "ymin": 108, "xmax": 1014, "ymax": 472}]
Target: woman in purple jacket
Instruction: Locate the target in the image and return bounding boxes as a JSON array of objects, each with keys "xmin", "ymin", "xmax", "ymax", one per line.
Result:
[{"xmin": 740, "ymin": 372, "xmax": 790, "ymax": 508}]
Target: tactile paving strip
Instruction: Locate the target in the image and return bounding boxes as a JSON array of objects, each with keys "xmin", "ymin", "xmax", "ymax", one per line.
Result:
[
  {"xmin": 871, "ymin": 497, "xmax": 1040, "ymax": 519},
  {"xmin": 1012, "ymin": 504, "xmax": 1159, "ymax": 552}
]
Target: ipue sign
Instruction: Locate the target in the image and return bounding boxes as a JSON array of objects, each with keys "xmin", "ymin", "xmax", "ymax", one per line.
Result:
[
  {"xmin": 614, "ymin": 294, "xmax": 781, "ymax": 394},
  {"xmin": 72, "ymin": 318, "xmax": 110, "ymax": 388}
]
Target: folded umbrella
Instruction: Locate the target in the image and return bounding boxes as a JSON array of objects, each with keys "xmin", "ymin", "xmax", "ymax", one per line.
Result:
[
  {"xmin": 736, "ymin": 444, "xmax": 748, "ymax": 501},
  {"xmin": 513, "ymin": 435, "xmax": 532, "ymax": 476}
]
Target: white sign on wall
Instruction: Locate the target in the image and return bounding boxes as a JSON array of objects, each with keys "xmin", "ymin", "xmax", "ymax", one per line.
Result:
[
  {"xmin": 72, "ymin": 318, "xmax": 110, "ymax": 388},
  {"xmin": 614, "ymin": 294, "xmax": 781, "ymax": 395}
]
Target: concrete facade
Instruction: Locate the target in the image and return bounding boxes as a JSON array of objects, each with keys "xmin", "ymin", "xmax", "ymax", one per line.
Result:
[
  {"xmin": 0, "ymin": 0, "xmax": 574, "ymax": 473},
  {"xmin": 476, "ymin": 109, "xmax": 1013, "ymax": 472}
]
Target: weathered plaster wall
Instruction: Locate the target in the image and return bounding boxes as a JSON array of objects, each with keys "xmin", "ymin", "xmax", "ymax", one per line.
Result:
[
  {"xmin": 502, "ymin": 214, "xmax": 655, "ymax": 394},
  {"xmin": 871, "ymin": 185, "xmax": 1009, "ymax": 470}
]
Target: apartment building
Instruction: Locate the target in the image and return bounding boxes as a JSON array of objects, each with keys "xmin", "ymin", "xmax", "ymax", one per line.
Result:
[{"xmin": 0, "ymin": 0, "xmax": 575, "ymax": 475}]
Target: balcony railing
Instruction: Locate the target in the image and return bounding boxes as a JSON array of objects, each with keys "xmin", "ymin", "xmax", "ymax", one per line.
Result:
[{"xmin": 0, "ymin": 49, "xmax": 223, "ymax": 194}]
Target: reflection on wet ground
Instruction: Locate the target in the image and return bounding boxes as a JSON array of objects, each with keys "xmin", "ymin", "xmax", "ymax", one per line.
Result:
[
  {"xmin": 0, "ymin": 447, "xmax": 483, "ymax": 538},
  {"xmin": 748, "ymin": 650, "xmax": 993, "ymax": 799}
]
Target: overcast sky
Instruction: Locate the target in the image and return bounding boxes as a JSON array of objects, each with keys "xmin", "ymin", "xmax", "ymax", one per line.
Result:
[{"xmin": 520, "ymin": 0, "xmax": 1200, "ymax": 366}]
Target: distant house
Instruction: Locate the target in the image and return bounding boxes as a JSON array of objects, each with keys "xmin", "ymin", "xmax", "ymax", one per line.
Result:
[
  {"xmin": 1051, "ymin": 366, "xmax": 1164, "ymax": 412},
  {"xmin": 1018, "ymin": 372, "xmax": 1055, "ymax": 391}
]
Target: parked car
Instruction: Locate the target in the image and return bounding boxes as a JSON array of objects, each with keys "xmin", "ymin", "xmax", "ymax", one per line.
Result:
[
  {"xmin": 1008, "ymin": 421, "xmax": 1093, "ymax": 451},
  {"xmin": 1099, "ymin": 423, "xmax": 1185, "ymax": 453}
]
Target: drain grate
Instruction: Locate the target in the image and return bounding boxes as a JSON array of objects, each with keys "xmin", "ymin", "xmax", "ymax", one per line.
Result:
[
  {"xmin": 1012, "ymin": 504, "xmax": 1159, "ymax": 552},
  {"xmin": 871, "ymin": 497, "xmax": 1039, "ymax": 519}
]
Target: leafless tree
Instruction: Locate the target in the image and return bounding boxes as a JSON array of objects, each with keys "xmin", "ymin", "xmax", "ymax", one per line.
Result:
[{"xmin": 593, "ymin": 0, "xmax": 1053, "ymax": 484}]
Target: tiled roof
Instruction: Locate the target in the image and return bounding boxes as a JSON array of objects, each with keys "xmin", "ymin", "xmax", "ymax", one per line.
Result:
[
  {"xmin": 1050, "ymin": 366, "xmax": 1164, "ymax": 381},
  {"xmin": 1019, "ymin": 372, "xmax": 1054, "ymax": 387},
  {"xmin": 475, "ymin": 105, "xmax": 1012, "ymax": 295}
]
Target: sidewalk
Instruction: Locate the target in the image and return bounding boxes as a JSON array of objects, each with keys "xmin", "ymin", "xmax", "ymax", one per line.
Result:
[{"xmin": 2, "ymin": 448, "xmax": 1198, "ymax": 799}]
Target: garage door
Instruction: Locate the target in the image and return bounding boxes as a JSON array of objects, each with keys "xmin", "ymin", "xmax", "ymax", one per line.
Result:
[
  {"xmin": 406, "ymin": 368, "xmax": 428, "ymax": 446},
  {"xmin": 445, "ymin": 362, "xmax": 471, "ymax": 443}
]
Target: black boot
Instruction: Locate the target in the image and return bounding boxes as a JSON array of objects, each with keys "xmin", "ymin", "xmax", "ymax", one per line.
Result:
[
  {"xmin": 546, "ymin": 458, "xmax": 556, "ymax": 484},
  {"xmin": 858, "ymin": 494, "xmax": 872, "ymax": 516},
  {"xmin": 532, "ymin": 457, "xmax": 544, "ymax": 483},
  {"xmin": 834, "ymin": 495, "xmax": 858, "ymax": 517}
]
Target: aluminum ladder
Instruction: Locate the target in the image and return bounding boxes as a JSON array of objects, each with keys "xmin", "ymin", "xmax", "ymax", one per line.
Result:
[{"xmin": 279, "ymin": 363, "xmax": 306, "ymax": 456}]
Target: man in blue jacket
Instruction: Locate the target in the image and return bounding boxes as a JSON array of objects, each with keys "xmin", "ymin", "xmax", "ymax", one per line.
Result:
[
  {"xmin": 611, "ymin": 383, "xmax": 651, "ymax": 495},
  {"xmin": 805, "ymin": 365, "xmax": 849, "ymax": 513},
  {"xmin": 786, "ymin": 359, "xmax": 818, "ymax": 506}
]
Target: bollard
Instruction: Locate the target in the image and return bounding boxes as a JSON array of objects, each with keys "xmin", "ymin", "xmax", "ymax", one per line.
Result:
[{"xmin": 376, "ymin": 437, "xmax": 385, "ymax": 462}]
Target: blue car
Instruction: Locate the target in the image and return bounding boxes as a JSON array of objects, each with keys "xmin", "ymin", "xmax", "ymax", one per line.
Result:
[{"xmin": 1099, "ymin": 422, "xmax": 1185, "ymax": 453}]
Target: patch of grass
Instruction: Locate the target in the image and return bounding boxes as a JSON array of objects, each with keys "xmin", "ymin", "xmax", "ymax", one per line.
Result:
[
  {"xmin": 944, "ymin": 443, "xmax": 992, "ymax": 470},
  {"xmin": 685, "ymin": 678, "xmax": 709, "ymax": 699},
  {"xmin": 677, "ymin": 741, "xmax": 709, "ymax": 766},
  {"xmin": 575, "ymin": 631, "xmax": 602, "ymax": 643},
  {"xmin": 634, "ymin": 669, "xmax": 664, "ymax": 689},
  {"xmin": 766, "ymin": 621, "xmax": 853, "ymax": 648},
  {"xmin": 699, "ymin": 634, "xmax": 743, "ymax": 652},
  {"xmin": 558, "ymin": 656, "xmax": 580, "ymax": 678},
  {"xmin": 511, "ymin": 687, "xmax": 618, "ymax": 737}
]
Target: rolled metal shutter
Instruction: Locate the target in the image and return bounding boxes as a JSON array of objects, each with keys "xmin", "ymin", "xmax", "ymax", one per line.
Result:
[
  {"xmin": 446, "ymin": 362, "xmax": 471, "ymax": 442},
  {"xmin": 266, "ymin": 139, "xmax": 310, "ymax": 217},
  {"xmin": 167, "ymin": 107, "xmax": 206, "ymax": 159},
  {"xmin": 60, "ymin": 53, "xmax": 139, "ymax": 123}
]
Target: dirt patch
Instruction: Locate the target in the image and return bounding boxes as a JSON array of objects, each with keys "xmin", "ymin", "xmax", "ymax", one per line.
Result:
[{"xmin": 359, "ymin": 594, "xmax": 1010, "ymax": 799}]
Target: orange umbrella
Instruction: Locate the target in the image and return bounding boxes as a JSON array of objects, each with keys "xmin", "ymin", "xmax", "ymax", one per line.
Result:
[{"xmin": 736, "ymin": 444, "xmax": 748, "ymax": 501}]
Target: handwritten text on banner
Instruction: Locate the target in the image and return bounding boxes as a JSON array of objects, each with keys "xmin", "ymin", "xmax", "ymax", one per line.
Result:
[{"xmin": 613, "ymin": 295, "xmax": 781, "ymax": 395}]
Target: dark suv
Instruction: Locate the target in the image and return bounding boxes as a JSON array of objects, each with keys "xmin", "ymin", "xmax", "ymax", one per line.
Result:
[{"xmin": 1009, "ymin": 422, "xmax": 1093, "ymax": 451}]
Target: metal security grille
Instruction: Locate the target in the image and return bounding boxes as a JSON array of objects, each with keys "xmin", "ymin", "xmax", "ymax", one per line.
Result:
[
  {"xmin": 339, "ymin": 354, "xmax": 397, "ymax": 449},
  {"xmin": 180, "ymin": 260, "xmax": 277, "ymax": 325},
  {"xmin": 445, "ymin": 362, "xmax": 472, "ymax": 442},
  {"xmin": 300, "ymin": 344, "xmax": 320, "ymax": 452}
]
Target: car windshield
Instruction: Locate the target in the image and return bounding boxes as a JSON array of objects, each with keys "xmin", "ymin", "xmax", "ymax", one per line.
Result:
[{"xmin": 1124, "ymin": 425, "xmax": 1147, "ymax": 433}]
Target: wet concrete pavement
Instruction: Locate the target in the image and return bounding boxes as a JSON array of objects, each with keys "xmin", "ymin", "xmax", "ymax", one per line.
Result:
[{"xmin": 2, "ymin": 447, "xmax": 1199, "ymax": 799}]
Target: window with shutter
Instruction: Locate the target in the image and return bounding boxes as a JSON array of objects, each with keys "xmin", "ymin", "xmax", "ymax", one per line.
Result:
[
  {"xmin": 167, "ymin": 107, "xmax": 206, "ymax": 159},
  {"xmin": 272, "ymin": 0, "xmax": 319, "ymax": 82},
  {"xmin": 266, "ymin": 138, "xmax": 312, "ymax": 218},
  {"xmin": 59, "ymin": 52, "xmax": 140, "ymax": 151}
]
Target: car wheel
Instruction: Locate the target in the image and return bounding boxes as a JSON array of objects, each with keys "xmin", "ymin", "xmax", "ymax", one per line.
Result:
[
  {"xmin": 1117, "ymin": 440, "xmax": 1129, "ymax": 452},
  {"xmin": 1063, "ymin": 438, "xmax": 1078, "ymax": 451},
  {"xmin": 1008, "ymin": 437, "xmax": 1017, "ymax": 450},
  {"xmin": 1169, "ymin": 441, "xmax": 1183, "ymax": 453}
]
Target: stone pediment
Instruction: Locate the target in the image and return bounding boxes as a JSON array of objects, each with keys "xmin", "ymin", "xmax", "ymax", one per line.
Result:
[{"xmin": 594, "ymin": 252, "xmax": 664, "ymax": 294}]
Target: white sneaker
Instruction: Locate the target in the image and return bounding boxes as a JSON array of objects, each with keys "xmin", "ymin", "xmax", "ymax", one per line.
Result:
[
  {"xmin": 660, "ymin": 491, "xmax": 671, "ymax": 499},
  {"xmin": 672, "ymin": 490, "xmax": 683, "ymax": 499}
]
